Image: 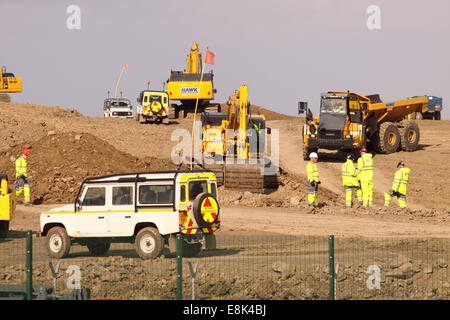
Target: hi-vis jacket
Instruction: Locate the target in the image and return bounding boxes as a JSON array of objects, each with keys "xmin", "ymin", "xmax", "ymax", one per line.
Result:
[
  {"xmin": 342, "ymin": 159, "xmax": 358, "ymax": 187},
  {"xmin": 392, "ymin": 167, "xmax": 410, "ymax": 195},
  {"xmin": 306, "ymin": 162, "xmax": 319, "ymax": 183},
  {"xmin": 15, "ymin": 157, "xmax": 28, "ymax": 178},
  {"xmin": 357, "ymin": 153, "xmax": 374, "ymax": 181}
]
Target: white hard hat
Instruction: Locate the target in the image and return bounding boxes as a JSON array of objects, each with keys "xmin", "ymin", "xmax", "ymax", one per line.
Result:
[{"xmin": 309, "ymin": 152, "xmax": 318, "ymax": 159}]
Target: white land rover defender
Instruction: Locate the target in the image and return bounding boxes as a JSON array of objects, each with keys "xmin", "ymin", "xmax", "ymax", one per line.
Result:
[
  {"xmin": 103, "ymin": 98, "xmax": 133, "ymax": 118},
  {"xmin": 40, "ymin": 170, "xmax": 220, "ymax": 259}
]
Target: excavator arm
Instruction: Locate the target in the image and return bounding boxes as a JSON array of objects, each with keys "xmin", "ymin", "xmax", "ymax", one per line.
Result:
[{"xmin": 222, "ymin": 85, "xmax": 249, "ymax": 160}]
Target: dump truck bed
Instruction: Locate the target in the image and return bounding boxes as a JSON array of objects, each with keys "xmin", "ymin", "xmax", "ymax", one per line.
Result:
[
  {"xmin": 328, "ymin": 91, "xmax": 428, "ymax": 123},
  {"xmin": 369, "ymin": 96, "xmax": 428, "ymax": 123}
]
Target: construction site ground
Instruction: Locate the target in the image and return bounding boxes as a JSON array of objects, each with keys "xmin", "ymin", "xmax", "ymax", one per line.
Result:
[{"xmin": 1, "ymin": 101, "xmax": 449, "ymax": 299}]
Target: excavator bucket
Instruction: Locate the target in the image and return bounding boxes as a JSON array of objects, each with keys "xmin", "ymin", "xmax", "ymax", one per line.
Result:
[{"xmin": 224, "ymin": 160, "xmax": 278, "ymax": 193}]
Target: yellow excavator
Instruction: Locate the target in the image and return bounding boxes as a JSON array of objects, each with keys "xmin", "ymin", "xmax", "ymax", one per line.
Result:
[
  {"xmin": 0, "ymin": 66, "xmax": 22, "ymax": 102},
  {"xmin": 201, "ymin": 85, "xmax": 278, "ymax": 192},
  {"xmin": 166, "ymin": 42, "xmax": 220, "ymax": 118}
]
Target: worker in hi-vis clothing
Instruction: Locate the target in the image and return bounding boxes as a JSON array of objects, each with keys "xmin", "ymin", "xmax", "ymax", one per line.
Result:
[
  {"xmin": 306, "ymin": 152, "xmax": 320, "ymax": 208},
  {"xmin": 384, "ymin": 162, "xmax": 410, "ymax": 208},
  {"xmin": 342, "ymin": 154, "xmax": 362, "ymax": 207},
  {"xmin": 357, "ymin": 148, "xmax": 374, "ymax": 207},
  {"xmin": 15, "ymin": 148, "xmax": 31, "ymax": 206}
]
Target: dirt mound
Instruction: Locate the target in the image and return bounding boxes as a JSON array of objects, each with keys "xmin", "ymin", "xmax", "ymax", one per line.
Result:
[
  {"xmin": 0, "ymin": 102, "xmax": 84, "ymax": 152},
  {"xmin": 219, "ymin": 170, "xmax": 340, "ymax": 208},
  {"xmin": 0, "ymin": 132, "xmax": 180, "ymax": 204},
  {"xmin": 220, "ymin": 103, "xmax": 296, "ymax": 121}
]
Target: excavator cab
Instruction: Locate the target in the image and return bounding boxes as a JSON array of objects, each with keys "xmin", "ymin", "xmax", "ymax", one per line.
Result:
[{"xmin": 0, "ymin": 66, "xmax": 22, "ymax": 102}]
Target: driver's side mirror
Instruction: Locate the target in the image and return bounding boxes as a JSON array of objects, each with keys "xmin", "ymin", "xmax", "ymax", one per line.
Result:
[
  {"xmin": 75, "ymin": 198, "xmax": 82, "ymax": 211},
  {"xmin": 298, "ymin": 101, "xmax": 308, "ymax": 115}
]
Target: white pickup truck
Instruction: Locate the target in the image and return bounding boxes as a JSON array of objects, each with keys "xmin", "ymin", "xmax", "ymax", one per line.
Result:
[{"xmin": 40, "ymin": 170, "xmax": 220, "ymax": 259}]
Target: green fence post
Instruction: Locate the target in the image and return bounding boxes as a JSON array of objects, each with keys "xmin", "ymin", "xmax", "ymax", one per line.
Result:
[
  {"xmin": 177, "ymin": 233, "xmax": 183, "ymax": 300},
  {"xmin": 329, "ymin": 235, "xmax": 335, "ymax": 300},
  {"xmin": 26, "ymin": 230, "xmax": 32, "ymax": 300}
]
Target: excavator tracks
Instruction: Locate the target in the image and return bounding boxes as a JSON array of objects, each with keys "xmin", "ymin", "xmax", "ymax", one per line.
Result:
[{"xmin": 0, "ymin": 94, "xmax": 11, "ymax": 103}]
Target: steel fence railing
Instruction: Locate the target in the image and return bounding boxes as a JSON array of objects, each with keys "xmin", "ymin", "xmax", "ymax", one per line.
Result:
[{"xmin": 0, "ymin": 232, "xmax": 448, "ymax": 300}]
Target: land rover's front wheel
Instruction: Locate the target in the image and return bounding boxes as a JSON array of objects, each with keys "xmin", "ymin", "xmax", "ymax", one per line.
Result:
[
  {"xmin": 135, "ymin": 227, "xmax": 164, "ymax": 259},
  {"xmin": 46, "ymin": 227, "xmax": 71, "ymax": 258}
]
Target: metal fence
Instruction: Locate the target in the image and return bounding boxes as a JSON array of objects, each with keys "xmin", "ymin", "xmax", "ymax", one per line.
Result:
[{"xmin": 0, "ymin": 231, "xmax": 448, "ymax": 300}]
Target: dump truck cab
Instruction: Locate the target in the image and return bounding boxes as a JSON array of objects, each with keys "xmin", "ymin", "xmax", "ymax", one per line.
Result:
[
  {"xmin": 301, "ymin": 92, "xmax": 365, "ymax": 158},
  {"xmin": 40, "ymin": 170, "xmax": 220, "ymax": 259},
  {"xmin": 103, "ymin": 98, "xmax": 133, "ymax": 118},
  {"xmin": 136, "ymin": 90, "xmax": 169, "ymax": 124}
]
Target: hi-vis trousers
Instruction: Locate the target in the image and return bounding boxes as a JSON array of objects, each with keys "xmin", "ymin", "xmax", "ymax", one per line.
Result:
[
  {"xmin": 384, "ymin": 190, "xmax": 406, "ymax": 208},
  {"xmin": 308, "ymin": 182, "xmax": 318, "ymax": 206},
  {"xmin": 344, "ymin": 186, "xmax": 363, "ymax": 207},
  {"xmin": 16, "ymin": 176, "xmax": 30, "ymax": 204},
  {"xmin": 360, "ymin": 179, "xmax": 373, "ymax": 207}
]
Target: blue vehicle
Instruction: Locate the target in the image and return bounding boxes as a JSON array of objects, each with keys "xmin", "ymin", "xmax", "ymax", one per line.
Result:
[{"xmin": 409, "ymin": 95, "xmax": 442, "ymax": 120}]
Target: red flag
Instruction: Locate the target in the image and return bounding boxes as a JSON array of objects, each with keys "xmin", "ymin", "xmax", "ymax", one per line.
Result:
[
  {"xmin": 205, "ymin": 48, "xmax": 215, "ymax": 65},
  {"xmin": 124, "ymin": 63, "xmax": 129, "ymax": 69}
]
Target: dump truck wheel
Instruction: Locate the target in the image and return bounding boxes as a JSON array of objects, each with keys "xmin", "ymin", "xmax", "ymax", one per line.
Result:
[
  {"xmin": 47, "ymin": 227, "xmax": 71, "ymax": 258},
  {"xmin": 399, "ymin": 120, "xmax": 420, "ymax": 151},
  {"xmin": 376, "ymin": 122, "xmax": 400, "ymax": 154},
  {"xmin": 434, "ymin": 111, "xmax": 441, "ymax": 120},
  {"xmin": 415, "ymin": 112, "xmax": 423, "ymax": 120},
  {"xmin": 87, "ymin": 240, "xmax": 111, "ymax": 256},
  {"xmin": 135, "ymin": 227, "xmax": 164, "ymax": 259}
]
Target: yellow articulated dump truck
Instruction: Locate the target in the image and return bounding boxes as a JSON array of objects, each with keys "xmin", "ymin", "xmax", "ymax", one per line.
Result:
[
  {"xmin": 166, "ymin": 42, "xmax": 220, "ymax": 119},
  {"xmin": 298, "ymin": 91, "xmax": 428, "ymax": 160},
  {"xmin": 0, "ymin": 66, "xmax": 22, "ymax": 102},
  {"xmin": 0, "ymin": 174, "xmax": 15, "ymax": 237}
]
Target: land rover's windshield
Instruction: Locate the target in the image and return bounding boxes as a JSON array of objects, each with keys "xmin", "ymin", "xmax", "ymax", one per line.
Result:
[
  {"xmin": 320, "ymin": 97, "xmax": 347, "ymax": 114},
  {"xmin": 111, "ymin": 101, "xmax": 131, "ymax": 109}
]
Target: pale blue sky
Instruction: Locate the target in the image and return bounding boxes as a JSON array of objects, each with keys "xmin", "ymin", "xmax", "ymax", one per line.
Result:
[{"xmin": 1, "ymin": 0, "xmax": 449, "ymax": 118}]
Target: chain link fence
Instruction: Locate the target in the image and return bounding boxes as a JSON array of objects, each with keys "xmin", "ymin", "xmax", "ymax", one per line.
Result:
[{"xmin": 0, "ymin": 232, "xmax": 448, "ymax": 300}]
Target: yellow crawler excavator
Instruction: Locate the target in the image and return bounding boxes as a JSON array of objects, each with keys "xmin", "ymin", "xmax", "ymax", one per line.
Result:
[
  {"xmin": 166, "ymin": 42, "xmax": 220, "ymax": 118},
  {"xmin": 200, "ymin": 85, "xmax": 278, "ymax": 192},
  {"xmin": 0, "ymin": 66, "xmax": 22, "ymax": 102}
]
